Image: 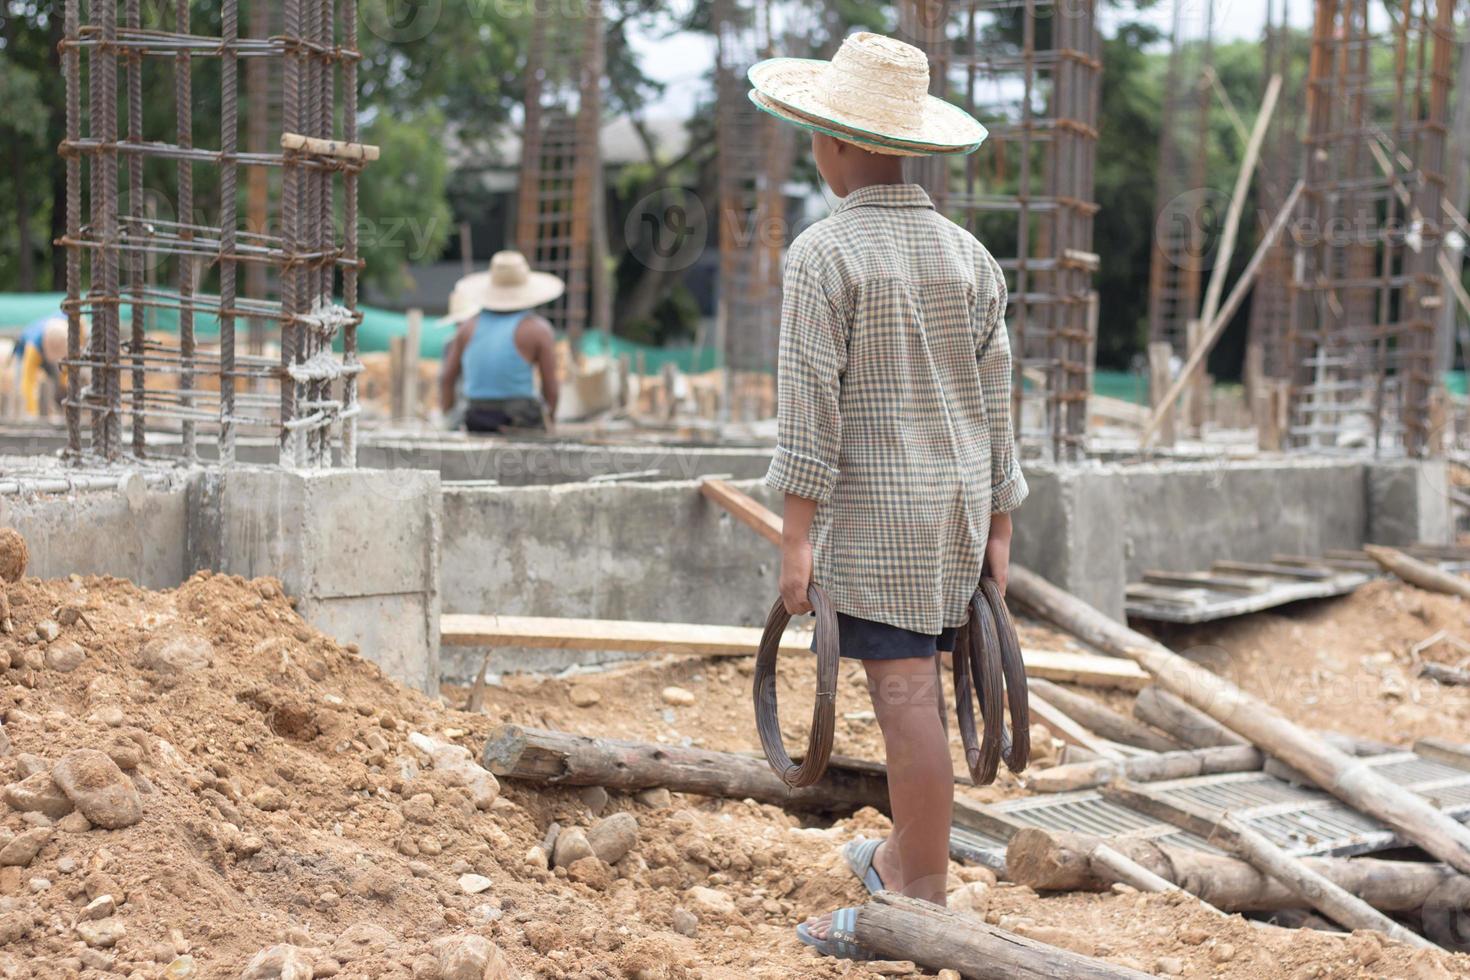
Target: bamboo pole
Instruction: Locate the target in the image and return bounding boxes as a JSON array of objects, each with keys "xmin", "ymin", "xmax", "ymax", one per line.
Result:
[
  {"xmin": 1029, "ymin": 679, "xmax": 1182, "ymax": 752},
  {"xmin": 1140, "ymin": 180, "xmax": 1304, "ymax": 447},
  {"xmin": 1027, "ymin": 744, "xmax": 1264, "ymax": 793},
  {"xmin": 1364, "ymin": 545, "xmax": 1470, "ymax": 600}
]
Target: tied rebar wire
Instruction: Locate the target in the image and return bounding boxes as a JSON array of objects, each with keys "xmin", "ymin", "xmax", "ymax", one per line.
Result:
[
  {"xmin": 59, "ymin": 0, "xmax": 369, "ymax": 469},
  {"xmin": 341, "ymin": 0, "xmax": 360, "ymax": 467}
]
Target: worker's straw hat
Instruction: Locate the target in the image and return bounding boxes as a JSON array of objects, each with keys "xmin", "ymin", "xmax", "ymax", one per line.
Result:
[
  {"xmin": 747, "ymin": 32, "xmax": 987, "ymax": 156},
  {"xmin": 441, "ymin": 251, "xmax": 565, "ymax": 324}
]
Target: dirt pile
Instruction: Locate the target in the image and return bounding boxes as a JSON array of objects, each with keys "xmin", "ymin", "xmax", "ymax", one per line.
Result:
[{"xmin": 0, "ymin": 562, "xmax": 1461, "ymax": 978}]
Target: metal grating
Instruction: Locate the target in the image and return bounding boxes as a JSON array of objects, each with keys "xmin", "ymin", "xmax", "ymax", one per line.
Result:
[{"xmin": 950, "ymin": 748, "xmax": 1470, "ymax": 869}]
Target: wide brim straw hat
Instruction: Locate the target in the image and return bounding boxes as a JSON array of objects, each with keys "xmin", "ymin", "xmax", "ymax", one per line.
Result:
[
  {"xmin": 439, "ymin": 250, "xmax": 565, "ymax": 325},
  {"xmin": 747, "ymin": 32, "xmax": 987, "ymax": 156}
]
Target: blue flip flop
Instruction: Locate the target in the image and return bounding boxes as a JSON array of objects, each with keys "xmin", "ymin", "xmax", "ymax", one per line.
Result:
[
  {"xmin": 843, "ymin": 836, "xmax": 887, "ymax": 895},
  {"xmin": 795, "ymin": 906, "xmax": 875, "ymax": 961}
]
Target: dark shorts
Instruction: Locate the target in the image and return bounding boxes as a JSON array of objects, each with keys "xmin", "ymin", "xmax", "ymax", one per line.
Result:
[
  {"xmin": 809, "ymin": 612, "xmax": 959, "ymax": 661},
  {"xmin": 465, "ymin": 397, "xmax": 545, "ymax": 433}
]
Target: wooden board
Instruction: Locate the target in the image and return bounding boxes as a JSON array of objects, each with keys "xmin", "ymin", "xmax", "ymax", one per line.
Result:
[{"xmin": 440, "ymin": 614, "xmax": 1151, "ymax": 689}]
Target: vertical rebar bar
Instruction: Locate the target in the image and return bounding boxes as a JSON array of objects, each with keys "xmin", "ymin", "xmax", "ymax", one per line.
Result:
[
  {"xmin": 175, "ymin": 0, "xmax": 196, "ymax": 460},
  {"xmin": 281, "ymin": 0, "xmax": 302, "ymax": 464},
  {"xmin": 218, "ymin": 0, "xmax": 240, "ymax": 464},
  {"xmin": 125, "ymin": 0, "xmax": 144, "ymax": 456},
  {"xmin": 98, "ymin": 0, "xmax": 121, "ymax": 459},
  {"xmin": 63, "ymin": 0, "xmax": 82, "ymax": 457},
  {"xmin": 342, "ymin": 0, "xmax": 360, "ymax": 467}
]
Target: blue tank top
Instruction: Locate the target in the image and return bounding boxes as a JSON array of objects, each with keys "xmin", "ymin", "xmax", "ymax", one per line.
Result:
[{"xmin": 461, "ymin": 310, "xmax": 536, "ymax": 400}]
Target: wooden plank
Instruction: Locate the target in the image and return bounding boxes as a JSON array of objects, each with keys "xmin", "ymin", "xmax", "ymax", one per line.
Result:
[
  {"xmin": 1028, "ymin": 678, "xmax": 1182, "ymax": 752},
  {"xmin": 1210, "ymin": 560, "xmax": 1336, "ymax": 580},
  {"xmin": 1141, "ymin": 570, "xmax": 1272, "ymax": 593},
  {"xmin": 440, "ymin": 614, "xmax": 1150, "ymax": 689},
  {"xmin": 698, "ymin": 477, "xmax": 781, "ymax": 545},
  {"xmin": 1027, "ymin": 745, "xmax": 1264, "ymax": 793},
  {"xmin": 1366, "ymin": 545, "xmax": 1470, "ymax": 600},
  {"xmin": 1415, "ymin": 737, "xmax": 1470, "ymax": 771}
]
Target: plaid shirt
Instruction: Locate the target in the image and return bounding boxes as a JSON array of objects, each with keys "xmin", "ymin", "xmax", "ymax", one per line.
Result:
[{"xmin": 765, "ymin": 183, "xmax": 1027, "ymax": 635}]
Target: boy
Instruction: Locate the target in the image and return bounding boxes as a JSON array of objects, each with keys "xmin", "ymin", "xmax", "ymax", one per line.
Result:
[{"xmin": 748, "ymin": 32, "xmax": 1027, "ymax": 960}]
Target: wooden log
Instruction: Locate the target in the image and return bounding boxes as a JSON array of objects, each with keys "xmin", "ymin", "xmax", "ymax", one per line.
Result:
[
  {"xmin": 481, "ymin": 724, "xmax": 889, "ymax": 812},
  {"xmin": 1004, "ymin": 828, "xmax": 1464, "ymax": 914},
  {"xmin": 851, "ymin": 892, "xmax": 1153, "ymax": 979},
  {"xmin": 1420, "ymin": 662, "xmax": 1470, "ymax": 687},
  {"xmin": 1132, "ymin": 686, "xmax": 1248, "ymax": 748},
  {"xmin": 1007, "ymin": 563, "xmax": 1470, "ymax": 875},
  {"xmin": 1030, "ymin": 679, "xmax": 1182, "ymax": 752},
  {"xmin": 440, "ymin": 614, "xmax": 1147, "ymax": 689},
  {"xmin": 1364, "ymin": 545, "xmax": 1470, "ymax": 600},
  {"xmin": 1027, "ymin": 694, "xmax": 1127, "ymax": 760},
  {"xmin": 1026, "ymin": 744, "xmax": 1264, "ymax": 793},
  {"xmin": 1215, "ymin": 814, "xmax": 1439, "ymax": 950}
]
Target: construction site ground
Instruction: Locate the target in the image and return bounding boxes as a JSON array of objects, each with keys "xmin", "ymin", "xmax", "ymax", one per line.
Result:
[{"xmin": 0, "ymin": 562, "xmax": 1465, "ymax": 978}]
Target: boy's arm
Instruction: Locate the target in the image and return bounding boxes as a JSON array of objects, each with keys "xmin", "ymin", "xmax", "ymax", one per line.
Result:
[
  {"xmin": 764, "ymin": 254, "xmax": 847, "ymax": 615},
  {"xmin": 976, "ymin": 253, "xmax": 1028, "ymax": 515}
]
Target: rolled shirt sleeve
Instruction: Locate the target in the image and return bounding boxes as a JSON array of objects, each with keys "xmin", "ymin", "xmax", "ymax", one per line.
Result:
[
  {"xmin": 765, "ymin": 254, "xmax": 847, "ymax": 503},
  {"xmin": 976, "ymin": 255, "xmax": 1028, "ymax": 513}
]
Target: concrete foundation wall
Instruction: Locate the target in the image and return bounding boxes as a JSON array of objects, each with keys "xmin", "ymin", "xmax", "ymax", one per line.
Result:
[
  {"xmin": 2, "ymin": 481, "xmax": 189, "ymax": 589},
  {"xmin": 440, "ymin": 479, "xmax": 782, "ymax": 678},
  {"xmin": 359, "ymin": 439, "xmax": 774, "ymax": 486}
]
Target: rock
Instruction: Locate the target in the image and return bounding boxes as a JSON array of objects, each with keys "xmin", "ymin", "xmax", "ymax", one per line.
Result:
[
  {"xmin": 948, "ymin": 881, "xmax": 989, "ymax": 916},
  {"xmin": 457, "ymin": 873, "xmax": 492, "ymax": 895},
  {"xmin": 567, "ymin": 855, "xmax": 612, "ymax": 890},
  {"xmin": 1211, "ymin": 942, "xmax": 1237, "ymax": 964},
  {"xmin": 163, "ymin": 955, "xmax": 197, "ymax": 978},
  {"xmin": 34, "ymin": 620, "xmax": 60, "ymax": 643},
  {"xmin": 75, "ymin": 916, "xmax": 125, "ymax": 949},
  {"xmin": 248, "ymin": 786, "xmax": 287, "ymax": 812},
  {"xmin": 103, "ymin": 738, "xmax": 143, "ymax": 771},
  {"xmin": 671, "ymin": 907, "xmax": 698, "ymax": 938},
  {"xmin": 434, "ymin": 933, "xmax": 516, "ymax": 980},
  {"xmin": 1013, "ymin": 923, "xmax": 1093, "ymax": 957},
  {"xmin": 586, "ymin": 812, "xmax": 638, "ymax": 865},
  {"xmin": 57, "ymin": 812, "xmax": 92, "ymax": 833},
  {"xmin": 240, "ymin": 944, "xmax": 313, "ymax": 979},
  {"xmin": 684, "ymin": 886, "xmax": 736, "ymax": 917},
  {"xmin": 551, "ymin": 827, "xmax": 594, "ymax": 869},
  {"xmin": 1154, "ymin": 956, "xmax": 1185, "ymax": 976},
  {"xmin": 938, "ymin": 972, "xmax": 962, "ymax": 980},
  {"xmin": 634, "ymin": 787, "xmax": 672, "ymax": 809},
  {"xmin": 80, "ymin": 894, "xmax": 115, "ymax": 920},
  {"xmin": 402, "ymin": 792, "xmax": 436, "ymax": 824},
  {"xmin": 869, "ymin": 963, "xmax": 919, "ymax": 977},
  {"xmin": 26, "ymin": 877, "xmax": 47, "ymax": 892},
  {"xmin": 44, "ymin": 640, "xmax": 86, "ymax": 672},
  {"xmin": 0, "ymin": 827, "xmax": 48, "ymax": 867},
  {"xmin": 569, "ymin": 685, "xmax": 601, "ymax": 708},
  {"xmin": 577, "ymin": 785, "xmax": 609, "ymax": 816},
  {"xmin": 140, "ymin": 633, "xmax": 214, "ymax": 674},
  {"xmin": 0, "ymin": 528, "xmax": 29, "ymax": 583},
  {"xmin": 660, "ymin": 686, "xmax": 695, "ymax": 707},
  {"xmin": 0, "ymin": 909, "xmax": 34, "ymax": 945},
  {"xmin": 51, "ymin": 749, "xmax": 143, "ymax": 829},
  {"xmin": 3, "ymin": 771, "xmax": 76, "ymax": 819}
]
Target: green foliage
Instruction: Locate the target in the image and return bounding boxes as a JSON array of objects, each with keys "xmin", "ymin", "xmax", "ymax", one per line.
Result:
[{"xmin": 357, "ymin": 111, "xmax": 454, "ymax": 296}]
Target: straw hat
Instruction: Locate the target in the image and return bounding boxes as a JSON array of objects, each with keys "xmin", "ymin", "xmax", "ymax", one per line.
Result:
[
  {"xmin": 441, "ymin": 251, "xmax": 564, "ymax": 324},
  {"xmin": 747, "ymin": 32, "xmax": 987, "ymax": 156}
]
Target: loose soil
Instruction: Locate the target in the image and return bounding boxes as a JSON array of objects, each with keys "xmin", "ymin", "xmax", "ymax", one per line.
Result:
[{"xmin": 0, "ymin": 562, "xmax": 1463, "ymax": 978}]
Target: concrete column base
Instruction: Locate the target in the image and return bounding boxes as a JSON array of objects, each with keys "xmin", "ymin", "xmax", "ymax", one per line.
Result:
[{"xmin": 188, "ymin": 467, "xmax": 442, "ymax": 693}]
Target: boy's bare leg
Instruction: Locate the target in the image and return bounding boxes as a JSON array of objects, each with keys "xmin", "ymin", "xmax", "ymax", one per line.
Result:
[{"xmin": 803, "ymin": 653, "xmax": 952, "ymax": 939}]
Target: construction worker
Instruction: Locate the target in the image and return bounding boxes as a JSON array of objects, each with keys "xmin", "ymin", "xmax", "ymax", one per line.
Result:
[
  {"xmin": 11, "ymin": 314, "xmax": 83, "ymax": 417},
  {"xmin": 438, "ymin": 251, "xmax": 562, "ymax": 433}
]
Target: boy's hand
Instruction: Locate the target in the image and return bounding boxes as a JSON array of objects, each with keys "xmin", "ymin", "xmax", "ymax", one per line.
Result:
[
  {"xmin": 779, "ymin": 539, "xmax": 814, "ymax": 615},
  {"xmin": 985, "ymin": 511, "xmax": 1013, "ymax": 595}
]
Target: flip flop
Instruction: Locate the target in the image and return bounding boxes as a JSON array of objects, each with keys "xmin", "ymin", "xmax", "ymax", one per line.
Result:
[
  {"xmin": 795, "ymin": 906, "xmax": 875, "ymax": 961},
  {"xmin": 842, "ymin": 836, "xmax": 887, "ymax": 895}
]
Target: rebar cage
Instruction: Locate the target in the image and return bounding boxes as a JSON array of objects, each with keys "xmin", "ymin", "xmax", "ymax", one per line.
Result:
[
  {"xmin": 58, "ymin": 0, "xmax": 371, "ymax": 468},
  {"xmin": 905, "ymin": 0, "xmax": 1103, "ymax": 462},
  {"xmin": 1286, "ymin": 0, "xmax": 1456, "ymax": 456}
]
